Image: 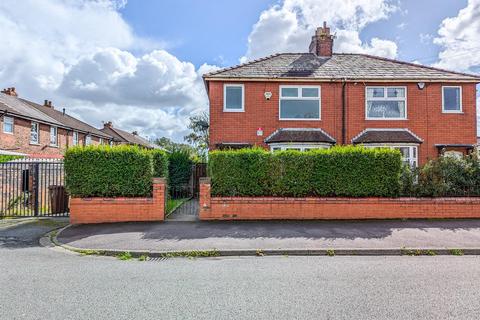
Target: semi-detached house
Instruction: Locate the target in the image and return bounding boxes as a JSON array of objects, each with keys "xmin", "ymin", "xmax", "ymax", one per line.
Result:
[{"xmin": 203, "ymin": 22, "xmax": 480, "ymax": 167}]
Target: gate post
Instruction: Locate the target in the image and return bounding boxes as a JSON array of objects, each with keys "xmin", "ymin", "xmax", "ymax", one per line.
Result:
[{"xmin": 33, "ymin": 163, "xmax": 39, "ymax": 216}]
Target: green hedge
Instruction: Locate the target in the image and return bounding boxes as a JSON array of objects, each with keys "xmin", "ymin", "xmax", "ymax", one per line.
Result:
[
  {"xmin": 0, "ymin": 155, "xmax": 22, "ymax": 163},
  {"xmin": 151, "ymin": 149, "xmax": 169, "ymax": 178},
  {"xmin": 64, "ymin": 145, "xmax": 154, "ymax": 197},
  {"xmin": 209, "ymin": 146, "xmax": 402, "ymax": 197},
  {"xmin": 168, "ymin": 149, "xmax": 193, "ymax": 190}
]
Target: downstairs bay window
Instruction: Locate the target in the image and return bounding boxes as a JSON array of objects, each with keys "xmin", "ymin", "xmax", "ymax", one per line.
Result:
[
  {"xmin": 270, "ymin": 143, "xmax": 331, "ymax": 152},
  {"xmin": 365, "ymin": 144, "xmax": 418, "ymax": 168}
]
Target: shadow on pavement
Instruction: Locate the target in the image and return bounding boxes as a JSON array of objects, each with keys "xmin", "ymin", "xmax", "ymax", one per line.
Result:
[{"xmin": 0, "ymin": 219, "xmax": 68, "ymax": 249}]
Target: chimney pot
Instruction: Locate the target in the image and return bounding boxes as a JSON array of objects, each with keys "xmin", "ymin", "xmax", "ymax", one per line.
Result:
[
  {"xmin": 309, "ymin": 22, "xmax": 335, "ymax": 57},
  {"xmin": 104, "ymin": 121, "xmax": 113, "ymax": 128},
  {"xmin": 1, "ymin": 87, "xmax": 18, "ymax": 97}
]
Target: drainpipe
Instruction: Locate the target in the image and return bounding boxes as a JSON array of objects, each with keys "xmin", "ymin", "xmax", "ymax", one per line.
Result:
[{"xmin": 341, "ymin": 79, "xmax": 347, "ymax": 145}]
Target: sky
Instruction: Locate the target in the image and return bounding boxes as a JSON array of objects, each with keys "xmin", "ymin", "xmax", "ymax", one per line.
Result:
[{"xmin": 0, "ymin": 0, "xmax": 479, "ymax": 142}]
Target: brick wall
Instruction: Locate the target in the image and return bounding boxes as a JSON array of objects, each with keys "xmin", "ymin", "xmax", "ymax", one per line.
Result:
[
  {"xmin": 70, "ymin": 178, "xmax": 166, "ymax": 224},
  {"xmin": 208, "ymin": 81, "xmax": 477, "ymax": 165},
  {"xmin": 199, "ymin": 180, "xmax": 480, "ymax": 220},
  {"xmin": 0, "ymin": 116, "xmax": 104, "ymax": 157}
]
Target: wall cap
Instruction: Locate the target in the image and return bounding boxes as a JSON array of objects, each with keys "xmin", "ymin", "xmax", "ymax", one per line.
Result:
[
  {"xmin": 200, "ymin": 177, "xmax": 211, "ymax": 184},
  {"xmin": 152, "ymin": 177, "xmax": 167, "ymax": 184}
]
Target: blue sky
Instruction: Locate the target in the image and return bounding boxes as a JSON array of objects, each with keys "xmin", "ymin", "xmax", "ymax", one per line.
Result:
[{"xmin": 0, "ymin": 0, "xmax": 479, "ymax": 141}]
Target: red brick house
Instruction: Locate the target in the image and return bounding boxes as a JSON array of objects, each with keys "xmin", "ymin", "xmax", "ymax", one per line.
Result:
[
  {"xmin": 0, "ymin": 88, "xmax": 112, "ymax": 159},
  {"xmin": 203, "ymin": 23, "xmax": 480, "ymax": 166}
]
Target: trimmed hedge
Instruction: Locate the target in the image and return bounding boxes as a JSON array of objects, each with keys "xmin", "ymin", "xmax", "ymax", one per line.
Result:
[
  {"xmin": 151, "ymin": 149, "xmax": 169, "ymax": 178},
  {"xmin": 0, "ymin": 155, "xmax": 22, "ymax": 163},
  {"xmin": 168, "ymin": 149, "xmax": 193, "ymax": 190},
  {"xmin": 209, "ymin": 146, "xmax": 402, "ymax": 197},
  {"xmin": 64, "ymin": 145, "xmax": 154, "ymax": 197}
]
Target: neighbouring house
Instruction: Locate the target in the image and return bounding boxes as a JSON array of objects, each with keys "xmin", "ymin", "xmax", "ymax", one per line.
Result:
[
  {"xmin": 203, "ymin": 22, "xmax": 480, "ymax": 167},
  {"xmin": 0, "ymin": 87, "xmax": 112, "ymax": 159},
  {"xmin": 100, "ymin": 121, "xmax": 158, "ymax": 149}
]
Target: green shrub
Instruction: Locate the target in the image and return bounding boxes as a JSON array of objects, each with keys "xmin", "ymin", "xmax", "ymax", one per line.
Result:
[
  {"xmin": 151, "ymin": 149, "xmax": 169, "ymax": 178},
  {"xmin": 168, "ymin": 149, "xmax": 193, "ymax": 190},
  {"xmin": 0, "ymin": 155, "xmax": 22, "ymax": 163},
  {"xmin": 64, "ymin": 145, "xmax": 153, "ymax": 197},
  {"xmin": 405, "ymin": 153, "xmax": 480, "ymax": 197},
  {"xmin": 209, "ymin": 146, "xmax": 402, "ymax": 197}
]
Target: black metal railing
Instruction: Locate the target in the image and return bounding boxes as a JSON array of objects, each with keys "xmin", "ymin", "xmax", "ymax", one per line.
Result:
[{"xmin": 0, "ymin": 161, "xmax": 68, "ymax": 217}]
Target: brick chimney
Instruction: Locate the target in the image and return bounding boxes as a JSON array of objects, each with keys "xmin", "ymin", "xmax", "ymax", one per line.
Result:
[
  {"xmin": 132, "ymin": 131, "xmax": 138, "ymax": 135},
  {"xmin": 309, "ymin": 21, "xmax": 335, "ymax": 57},
  {"xmin": 43, "ymin": 100, "xmax": 53, "ymax": 108},
  {"xmin": 104, "ymin": 121, "xmax": 113, "ymax": 128},
  {"xmin": 1, "ymin": 87, "xmax": 18, "ymax": 96}
]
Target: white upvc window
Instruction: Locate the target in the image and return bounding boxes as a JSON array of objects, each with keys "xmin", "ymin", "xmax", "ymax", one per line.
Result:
[
  {"xmin": 3, "ymin": 116, "xmax": 14, "ymax": 134},
  {"xmin": 72, "ymin": 131, "xmax": 79, "ymax": 146},
  {"xmin": 366, "ymin": 87, "xmax": 407, "ymax": 120},
  {"xmin": 270, "ymin": 143, "xmax": 330, "ymax": 152},
  {"xmin": 365, "ymin": 144, "xmax": 418, "ymax": 168},
  {"xmin": 279, "ymin": 85, "xmax": 321, "ymax": 120},
  {"xmin": 85, "ymin": 134, "xmax": 92, "ymax": 145},
  {"xmin": 30, "ymin": 122, "xmax": 39, "ymax": 144},
  {"xmin": 223, "ymin": 84, "xmax": 244, "ymax": 112},
  {"xmin": 99, "ymin": 138, "xmax": 104, "ymax": 145},
  {"xmin": 50, "ymin": 126, "xmax": 58, "ymax": 146},
  {"xmin": 442, "ymin": 86, "xmax": 462, "ymax": 113}
]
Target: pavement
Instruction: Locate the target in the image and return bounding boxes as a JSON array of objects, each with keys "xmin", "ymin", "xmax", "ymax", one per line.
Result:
[
  {"xmin": 3, "ymin": 218, "xmax": 480, "ymax": 319},
  {"xmin": 57, "ymin": 219, "xmax": 480, "ymax": 255}
]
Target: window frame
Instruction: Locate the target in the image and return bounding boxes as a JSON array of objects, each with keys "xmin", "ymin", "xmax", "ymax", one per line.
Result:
[
  {"xmin": 365, "ymin": 86, "xmax": 408, "ymax": 120},
  {"xmin": 279, "ymin": 85, "xmax": 321, "ymax": 121},
  {"xmin": 85, "ymin": 134, "xmax": 92, "ymax": 146},
  {"xmin": 269, "ymin": 142, "xmax": 331, "ymax": 152},
  {"xmin": 3, "ymin": 116, "xmax": 14, "ymax": 134},
  {"xmin": 72, "ymin": 131, "xmax": 79, "ymax": 146},
  {"xmin": 223, "ymin": 83, "xmax": 245, "ymax": 112},
  {"xmin": 49, "ymin": 126, "xmax": 58, "ymax": 147},
  {"xmin": 442, "ymin": 86, "xmax": 463, "ymax": 113},
  {"xmin": 364, "ymin": 143, "xmax": 418, "ymax": 168},
  {"xmin": 30, "ymin": 122, "xmax": 39, "ymax": 145}
]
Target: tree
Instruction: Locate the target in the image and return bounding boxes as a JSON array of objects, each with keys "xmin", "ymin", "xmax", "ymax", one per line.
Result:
[
  {"xmin": 184, "ymin": 112, "xmax": 209, "ymax": 160},
  {"xmin": 154, "ymin": 137, "xmax": 193, "ymax": 154}
]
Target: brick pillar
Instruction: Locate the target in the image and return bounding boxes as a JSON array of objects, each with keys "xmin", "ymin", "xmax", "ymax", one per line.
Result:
[
  {"xmin": 199, "ymin": 177, "xmax": 211, "ymax": 219},
  {"xmin": 152, "ymin": 177, "xmax": 167, "ymax": 221}
]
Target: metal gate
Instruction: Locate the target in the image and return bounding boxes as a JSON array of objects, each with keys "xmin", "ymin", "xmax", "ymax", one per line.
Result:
[
  {"xmin": 166, "ymin": 163, "xmax": 207, "ymax": 219},
  {"xmin": 0, "ymin": 161, "xmax": 68, "ymax": 217}
]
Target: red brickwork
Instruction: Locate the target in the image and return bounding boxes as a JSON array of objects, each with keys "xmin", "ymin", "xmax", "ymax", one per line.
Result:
[
  {"xmin": 70, "ymin": 178, "xmax": 166, "ymax": 224},
  {"xmin": 208, "ymin": 81, "xmax": 477, "ymax": 165},
  {"xmin": 199, "ymin": 180, "xmax": 480, "ymax": 220}
]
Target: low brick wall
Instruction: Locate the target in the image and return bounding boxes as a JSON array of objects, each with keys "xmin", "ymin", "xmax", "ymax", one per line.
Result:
[
  {"xmin": 199, "ymin": 178, "xmax": 480, "ymax": 220},
  {"xmin": 70, "ymin": 178, "xmax": 166, "ymax": 224}
]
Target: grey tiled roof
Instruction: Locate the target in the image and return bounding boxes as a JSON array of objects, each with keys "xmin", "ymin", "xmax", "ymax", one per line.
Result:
[
  {"xmin": 265, "ymin": 128, "xmax": 336, "ymax": 144},
  {"xmin": 352, "ymin": 129, "xmax": 423, "ymax": 144},
  {"xmin": 204, "ymin": 53, "xmax": 480, "ymax": 81},
  {"xmin": 0, "ymin": 93, "xmax": 63, "ymax": 126},
  {"xmin": 100, "ymin": 126, "xmax": 157, "ymax": 149}
]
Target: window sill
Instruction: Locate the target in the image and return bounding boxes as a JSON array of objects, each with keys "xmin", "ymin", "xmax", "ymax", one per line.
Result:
[
  {"xmin": 279, "ymin": 118, "xmax": 321, "ymax": 121},
  {"xmin": 442, "ymin": 111, "xmax": 463, "ymax": 114},
  {"xmin": 2, "ymin": 131, "xmax": 14, "ymax": 135},
  {"xmin": 223, "ymin": 109, "xmax": 245, "ymax": 113},
  {"xmin": 30, "ymin": 142, "xmax": 40, "ymax": 146},
  {"xmin": 365, "ymin": 118, "xmax": 408, "ymax": 121},
  {"xmin": 49, "ymin": 145, "xmax": 59, "ymax": 148}
]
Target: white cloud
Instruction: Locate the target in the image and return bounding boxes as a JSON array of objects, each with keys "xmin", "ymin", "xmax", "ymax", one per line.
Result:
[
  {"xmin": 242, "ymin": 0, "xmax": 398, "ymax": 62},
  {"xmin": 433, "ymin": 0, "xmax": 480, "ymax": 72},
  {"xmin": 0, "ymin": 0, "xmax": 211, "ymax": 142}
]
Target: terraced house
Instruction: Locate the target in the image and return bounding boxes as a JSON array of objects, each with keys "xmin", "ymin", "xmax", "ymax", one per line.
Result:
[
  {"xmin": 0, "ymin": 87, "xmax": 112, "ymax": 159},
  {"xmin": 203, "ymin": 22, "xmax": 480, "ymax": 166}
]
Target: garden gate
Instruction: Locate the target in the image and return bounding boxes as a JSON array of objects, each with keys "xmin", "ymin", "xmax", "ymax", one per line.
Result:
[{"xmin": 0, "ymin": 161, "xmax": 68, "ymax": 217}]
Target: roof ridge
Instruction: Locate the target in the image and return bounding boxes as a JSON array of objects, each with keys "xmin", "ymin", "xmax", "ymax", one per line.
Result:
[
  {"xmin": 336, "ymin": 53, "xmax": 480, "ymax": 79},
  {"xmin": 203, "ymin": 53, "xmax": 285, "ymax": 77}
]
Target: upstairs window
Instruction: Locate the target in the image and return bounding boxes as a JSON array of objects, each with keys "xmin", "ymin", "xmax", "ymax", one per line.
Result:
[
  {"xmin": 72, "ymin": 131, "xmax": 79, "ymax": 146},
  {"xmin": 366, "ymin": 87, "xmax": 406, "ymax": 119},
  {"xmin": 223, "ymin": 84, "xmax": 244, "ymax": 112},
  {"xmin": 30, "ymin": 122, "xmax": 39, "ymax": 144},
  {"xmin": 3, "ymin": 116, "xmax": 13, "ymax": 134},
  {"xmin": 50, "ymin": 126, "xmax": 58, "ymax": 146},
  {"xmin": 279, "ymin": 86, "xmax": 321, "ymax": 120},
  {"xmin": 442, "ymin": 86, "xmax": 462, "ymax": 113}
]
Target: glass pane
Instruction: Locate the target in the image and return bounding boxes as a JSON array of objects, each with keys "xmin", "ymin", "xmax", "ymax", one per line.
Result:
[
  {"xmin": 302, "ymin": 88, "xmax": 319, "ymax": 97},
  {"xmin": 367, "ymin": 101, "xmax": 405, "ymax": 118},
  {"xmin": 225, "ymin": 86, "xmax": 243, "ymax": 109},
  {"xmin": 281, "ymin": 87, "xmax": 298, "ymax": 97},
  {"xmin": 387, "ymin": 88, "xmax": 405, "ymax": 98},
  {"xmin": 443, "ymin": 87, "xmax": 461, "ymax": 111},
  {"xmin": 367, "ymin": 88, "xmax": 384, "ymax": 98},
  {"xmin": 280, "ymin": 100, "xmax": 320, "ymax": 119}
]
